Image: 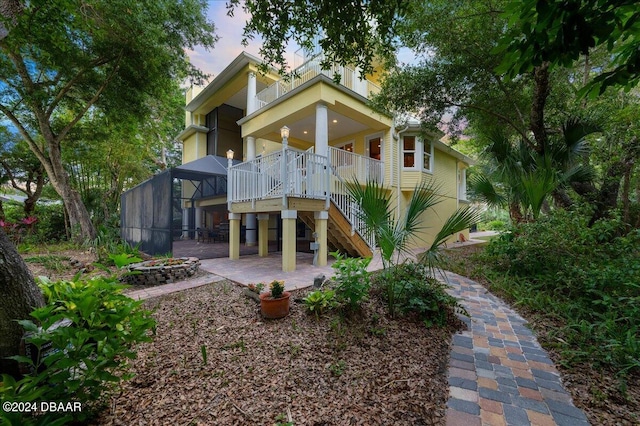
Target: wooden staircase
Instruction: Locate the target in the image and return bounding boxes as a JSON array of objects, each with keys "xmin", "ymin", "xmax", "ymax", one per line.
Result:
[{"xmin": 298, "ymin": 202, "xmax": 373, "ymax": 258}]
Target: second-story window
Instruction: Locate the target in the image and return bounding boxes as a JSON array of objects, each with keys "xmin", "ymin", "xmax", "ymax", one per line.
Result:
[
  {"xmin": 403, "ymin": 135, "xmax": 417, "ymax": 168},
  {"xmin": 403, "ymin": 135, "xmax": 433, "ymax": 173},
  {"xmin": 423, "ymin": 139, "xmax": 433, "ymax": 172}
]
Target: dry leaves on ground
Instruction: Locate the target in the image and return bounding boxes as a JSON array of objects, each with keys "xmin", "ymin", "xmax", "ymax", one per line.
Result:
[{"xmin": 96, "ymin": 281, "xmax": 463, "ymax": 426}]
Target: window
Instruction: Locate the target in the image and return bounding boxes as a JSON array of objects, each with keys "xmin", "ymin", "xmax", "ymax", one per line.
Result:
[
  {"xmin": 458, "ymin": 167, "xmax": 467, "ymax": 201},
  {"xmin": 423, "ymin": 139, "xmax": 433, "ymax": 172},
  {"xmin": 369, "ymin": 137, "xmax": 381, "ymax": 160},
  {"xmin": 402, "ymin": 135, "xmax": 433, "ymax": 172},
  {"xmin": 340, "ymin": 142, "xmax": 354, "ymax": 153},
  {"xmin": 403, "ymin": 136, "xmax": 417, "ymax": 168}
]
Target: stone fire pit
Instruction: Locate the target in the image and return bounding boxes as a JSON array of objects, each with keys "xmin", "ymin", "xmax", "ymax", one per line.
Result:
[{"xmin": 124, "ymin": 257, "xmax": 200, "ymax": 286}]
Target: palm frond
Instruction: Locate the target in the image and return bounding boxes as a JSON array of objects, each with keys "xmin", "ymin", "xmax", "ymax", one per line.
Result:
[
  {"xmin": 419, "ymin": 207, "xmax": 481, "ymax": 273},
  {"xmin": 468, "ymin": 173, "xmax": 507, "ymax": 207}
]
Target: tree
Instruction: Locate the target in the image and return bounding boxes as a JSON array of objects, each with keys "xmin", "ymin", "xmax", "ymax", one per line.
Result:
[
  {"xmin": 469, "ymin": 119, "xmax": 597, "ymax": 222},
  {"xmin": 498, "ymin": 0, "xmax": 640, "ymax": 95},
  {"xmin": 227, "ymin": 0, "xmax": 404, "ymax": 75},
  {"xmin": 0, "ymin": 0, "xmax": 217, "ymax": 241},
  {"xmin": 0, "ymin": 227, "xmax": 44, "ymax": 377},
  {"xmin": 0, "ymin": 133, "xmax": 47, "ymax": 216}
]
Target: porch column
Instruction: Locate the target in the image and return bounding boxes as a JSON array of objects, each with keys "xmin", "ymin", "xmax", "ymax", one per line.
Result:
[
  {"xmin": 229, "ymin": 213, "xmax": 241, "ymax": 260},
  {"xmin": 195, "ymin": 207, "xmax": 203, "ymax": 231},
  {"xmin": 182, "ymin": 208, "xmax": 189, "ymax": 239},
  {"xmin": 247, "ymin": 71, "xmax": 257, "ymax": 114},
  {"xmin": 257, "ymin": 213, "xmax": 269, "ymax": 257},
  {"xmin": 245, "ymin": 135, "xmax": 257, "ymax": 246},
  {"xmin": 314, "ymin": 210, "xmax": 328, "ymax": 266},
  {"xmin": 281, "ymin": 210, "xmax": 297, "ymax": 272},
  {"xmin": 315, "ymin": 103, "xmax": 329, "ymax": 157}
]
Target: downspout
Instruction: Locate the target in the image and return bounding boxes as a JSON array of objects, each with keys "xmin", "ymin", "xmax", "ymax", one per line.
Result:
[{"xmin": 393, "ymin": 119, "xmax": 410, "ymax": 217}]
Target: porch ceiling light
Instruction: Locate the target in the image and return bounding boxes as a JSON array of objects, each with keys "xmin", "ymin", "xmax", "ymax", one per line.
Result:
[
  {"xmin": 280, "ymin": 126, "xmax": 290, "ymax": 140},
  {"xmin": 226, "ymin": 149, "xmax": 234, "ymax": 160}
]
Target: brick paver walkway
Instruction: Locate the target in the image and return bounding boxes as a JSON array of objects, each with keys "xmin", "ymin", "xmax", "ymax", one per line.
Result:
[{"xmin": 444, "ymin": 271, "xmax": 590, "ymax": 426}]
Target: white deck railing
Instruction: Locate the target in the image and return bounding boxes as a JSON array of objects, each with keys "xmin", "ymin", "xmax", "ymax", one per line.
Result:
[
  {"xmin": 228, "ymin": 148, "xmax": 330, "ymax": 206},
  {"xmin": 329, "ymin": 146, "xmax": 384, "ymax": 184},
  {"xmin": 227, "ymin": 147, "xmax": 381, "ymax": 249},
  {"xmin": 255, "ymin": 55, "xmax": 381, "ymax": 110}
]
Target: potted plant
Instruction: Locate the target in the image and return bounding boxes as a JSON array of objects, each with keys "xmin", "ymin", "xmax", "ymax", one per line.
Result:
[{"xmin": 259, "ymin": 280, "xmax": 291, "ymax": 319}]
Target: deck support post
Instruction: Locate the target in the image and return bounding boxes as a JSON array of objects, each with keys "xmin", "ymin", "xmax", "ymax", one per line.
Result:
[
  {"xmin": 257, "ymin": 213, "xmax": 269, "ymax": 257},
  {"xmin": 229, "ymin": 213, "xmax": 241, "ymax": 260},
  {"xmin": 281, "ymin": 210, "xmax": 297, "ymax": 272},
  {"xmin": 314, "ymin": 211, "xmax": 328, "ymax": 266}
]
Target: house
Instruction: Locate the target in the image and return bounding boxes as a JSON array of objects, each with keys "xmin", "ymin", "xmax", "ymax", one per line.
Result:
[{"xmin": 176, "ymin": 47, "xmax": 473, "ymax": 272}]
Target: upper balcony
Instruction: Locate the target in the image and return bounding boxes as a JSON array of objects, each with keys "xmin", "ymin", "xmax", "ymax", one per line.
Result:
[{"xmin": 254, "ymin": 53, "xmax": 381, "ymax": 111}]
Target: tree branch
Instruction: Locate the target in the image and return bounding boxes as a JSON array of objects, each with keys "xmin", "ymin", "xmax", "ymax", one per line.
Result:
[
  {"xmin": 448, "ymin": 101, "xmax": 534, "ymax": 146},
  {"xmin": 55, "ymin": 52, "xmax": 123, "ymax": 144},
  {"xmin": 46, "ymin": 55, "xmax": 117, "ymax": 119},
  {"xmin": 0, "ymin": 103, "xmax": 48, "ymax": 166}
]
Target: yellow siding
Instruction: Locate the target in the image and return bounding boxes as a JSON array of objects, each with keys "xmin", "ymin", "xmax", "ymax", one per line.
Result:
[
  {"xmin": 432, "ymin": 152, "xmax": 458, "ymax": 200},
  {"xmin": 400, "ymin": 148, "xmax": 459, "ymax": 200},
  {"xmin": 181, "ymin": 132, "xmax": 208, "ymax": 164}
]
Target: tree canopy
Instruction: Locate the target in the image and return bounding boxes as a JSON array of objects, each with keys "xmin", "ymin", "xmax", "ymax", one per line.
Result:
[
  {"xmin": 227, "ymin": 0, "xmax": 405, "ymax": 75},
  {"xmin": 498, "ymin": 0, "xmax": 640, "ymax": 95},
  {"xmin": 0, "ymin": 0, "xmax": 216, "ymax": 240}
]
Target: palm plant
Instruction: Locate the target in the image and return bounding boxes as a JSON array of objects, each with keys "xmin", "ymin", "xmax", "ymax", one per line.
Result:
[
  {"xmin": 344, "ymin": 178, "xmax": 479, "ymax": 272},
  {"xmin": 345, "ymin": 178, "xmax": 479, "ymax": 316},
  {"xmin": 469, "ymin": 119, "xmax": 597, "ymax": 222}
]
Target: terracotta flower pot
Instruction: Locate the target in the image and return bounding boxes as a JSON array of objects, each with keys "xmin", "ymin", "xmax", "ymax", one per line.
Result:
[{"xmin": 259, "ymin": 291, "xmax": 291, "ymax": 319}]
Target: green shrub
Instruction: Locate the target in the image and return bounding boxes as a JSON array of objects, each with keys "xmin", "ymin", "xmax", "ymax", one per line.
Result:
[
  {"xmin": 374, "ymin": 262, "xmax": 467, "ymax": 325},
  {"xmin": 0, "ymin": 276, "xmax": 156, "ymax": 425},
  {"xmin": 330, "ymin": 252, "xmax": 371, "ymax": 311},
  {"xmin": 479, "ymin": 209, "xmax": 640, "ymax": 376},
  {"xmin": 2, "ymin": 201, "xmax": 67, "ymax": 244},
  {"xmin": 304, "ymin": 289, "xmax": 337, "ymax": 318},
  {"xmin": 90, "ymin": 225, "xmax": 141, "ymax": 265}
]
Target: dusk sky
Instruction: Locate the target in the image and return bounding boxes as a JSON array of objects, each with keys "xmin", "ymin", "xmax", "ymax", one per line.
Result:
[{"xmin": 186, "ymin": 1, "xmax": 297, "ymax": 82}]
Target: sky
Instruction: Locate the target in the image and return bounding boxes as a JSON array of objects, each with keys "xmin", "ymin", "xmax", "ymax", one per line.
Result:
[{"xmin": 186, "ymin": 1, "xmax": 297, "ymax": 83}]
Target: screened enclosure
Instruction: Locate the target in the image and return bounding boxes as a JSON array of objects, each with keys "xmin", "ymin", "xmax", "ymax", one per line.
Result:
[{"xmin": 120, "ymin": 155, "xmax": 236, "ymax": 256}]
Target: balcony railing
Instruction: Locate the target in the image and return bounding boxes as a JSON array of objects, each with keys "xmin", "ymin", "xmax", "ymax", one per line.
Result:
[
  {"xmin": 228, "ymin": 148, "xmax": 330, "ymax": 206},
  {"xmin": 228, "ymin": 147, "xmax": 383, "ymax": 249},
  {"xmin": 329, "ymin": 146, "xmax": 384, "ymax": 184},
  {"xmin": 255, "ymin": 55, "xmax": 381, "ymax": 110}
]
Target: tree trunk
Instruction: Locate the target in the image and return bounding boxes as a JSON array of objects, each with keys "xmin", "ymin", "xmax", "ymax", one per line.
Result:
[
  {"xmin": 0, "ymin": 0, "xmax": 22, "ymax": 40},
  {"xmin": 530, "ymin": 62, "xmax": 551, "ymax": 154},
  {"xmin": 509, "ymin": 201, "xmax": 525, "ymax": 224},
  {"xmin": 36, "ymin": 136, "xmax": 97, "ymax": 242},
  {"xmin": 50, "ymin": 177, "xmax": 97, "ymax": 242},
  {"xmin": 0, "ymin": 227, "xmax": 45, "ymax": 378},
  {"xmin": 589, "ymin": 137, "xmax": 640, "ymax": 227},
  {"xmin": 551, "ymin": 187, "xmax": 574, "ymax": 209}
]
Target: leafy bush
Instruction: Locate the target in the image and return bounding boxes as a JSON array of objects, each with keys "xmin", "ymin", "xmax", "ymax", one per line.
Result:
[
  {"xmin": 480, "ymin": 209, "xmax": 640, "ymax": 376},
  {"xmin": 483, "ymin": 220, "xmax": 507, "ymax": 231},
  {"xmin": 373, "ymin": 262, "xmax": 467, "ymax": 325},
  {"xmin": 304, "ymin": 289, "xmax": 337, "ymax": 318},
  {"xmin": 2, "ymin": 201, "xmax": 67, "ymax": 244},
  {"xmin": 330, "ymin": 252, "xmax": 371, "ymax": 311},
  {"xmin": 90, "ymin": 225, "xmax": 141, "ymax": 265},
  {"xmin": 0, "ymin": 276, "xmax": 156, "ymax": 425}
]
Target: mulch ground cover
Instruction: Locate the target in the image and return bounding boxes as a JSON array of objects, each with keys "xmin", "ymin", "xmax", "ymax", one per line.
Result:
[{"xmin": 95, "ymin": 281, "xmax": 463, "ymax": 425}]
